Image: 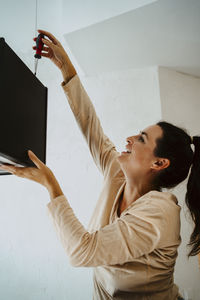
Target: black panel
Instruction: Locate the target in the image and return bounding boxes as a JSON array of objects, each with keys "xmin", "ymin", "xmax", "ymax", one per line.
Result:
[{"xmin": 0, "ymin": 38, "xmax": 48, "ymax": 175}]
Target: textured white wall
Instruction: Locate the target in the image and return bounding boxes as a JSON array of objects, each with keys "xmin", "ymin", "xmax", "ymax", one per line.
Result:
[
  {"xmin": 81, "ymin": 67, "xmax": 161, "ymax": 148},
  {"xmin": 158, "ymin": 67, "xmax": 200, "ymax": 300}
]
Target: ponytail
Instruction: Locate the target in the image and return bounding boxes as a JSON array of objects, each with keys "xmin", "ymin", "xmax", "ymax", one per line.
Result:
[
  {"xmin": 186, "ymin": 136, "xmax": 200, "ymax": 257},
  {"xmin": 154, "ymin": 121, "xmax": 200, "ymax": 258}
]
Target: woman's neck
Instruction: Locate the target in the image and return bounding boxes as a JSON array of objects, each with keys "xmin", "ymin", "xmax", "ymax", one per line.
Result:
[{"xmin": 122, "ymin": 179, "xmax": 153, "ymax": 206}]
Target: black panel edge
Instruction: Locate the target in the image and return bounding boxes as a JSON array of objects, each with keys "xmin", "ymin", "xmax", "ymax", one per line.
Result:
[
  {"xmin": 0, "ymin": 172, "xmax": 13, "ymax": 176},
  {"xmin": 0, "ymin": 38, "xmax": 5, "ymax": 74},
  {"xmin": 0, "ymin": 37, "xmax": 48, "ymax": 173},
  {"xmin": 1, "ymin": 37, "xmax": 46, "ymax": 88},
  {"xmin": 44, "ymin": 87, "xmax": 48, "ymax": 165}
]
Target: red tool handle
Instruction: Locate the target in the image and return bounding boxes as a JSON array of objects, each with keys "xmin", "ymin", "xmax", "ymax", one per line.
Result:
[{"xmin": 34, "ymin": 33, "xmax": 44, "ymax": 59}]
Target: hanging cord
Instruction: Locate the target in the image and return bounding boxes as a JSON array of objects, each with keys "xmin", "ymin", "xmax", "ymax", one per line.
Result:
[
  {"xmin": 34, "ymin": 0, "xmax": 38, "ymax": 75},
  {"xmin": 35, "ymin": 0, "xmax": 38, "ymax": 36},
  {"xmin": 34, "ymin": 0, "xmax": 44, "ymax": 75}
]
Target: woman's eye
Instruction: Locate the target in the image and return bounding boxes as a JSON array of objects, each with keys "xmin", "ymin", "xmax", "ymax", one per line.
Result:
[{"xmin": 138, "ymin": 136, "xmax": 145, "ymax": 143}]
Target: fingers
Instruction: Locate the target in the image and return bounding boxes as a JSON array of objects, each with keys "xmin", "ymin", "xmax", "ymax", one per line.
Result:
[
  {"xmin": 0, "ymin": 164, "xmax": 40, "ymax": 182},
  {"xmin": 41, "ymin": 38, "xmax": 53, "ymax": 47},
  {"xmin": 40, "ymin": 52, "xmax": 51, "ymax": 58},
  {"xmin": 32, "ymin": 45, "xmax": 51, "ymax": 58},
  {"xmin": 37, "ymin": 29, "xmax": 59, "ymax": 45},
  {"xmin": 0, "ymin": 164, "xmax": 24, "ymax": 175},
  {"xmin": 28, "ymin": 150, "xmax": 44, "ymax": 169},
  {"xmin": 0, "ymin": 151, "xmax": 51, "ymax": 187},
  {"xmin": 0, "ymin": 150, "xmax": 43, "ymax": 174},
  {"xmin": 33, "ymin": 35, "xmax": 53, "ymax": 50},
  {"xmin": 33, "ymin": 45, "xmax": 49, "ymax": 52},
  {"xmin": 40, "ymin": 38, "xmax": 57, "ymax": 54}
]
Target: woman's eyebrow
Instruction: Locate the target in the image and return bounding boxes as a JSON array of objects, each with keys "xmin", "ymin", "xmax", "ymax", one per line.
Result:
[{"xmin": 140, "ymin": 131, "xmax": 149, "ymax": 140}]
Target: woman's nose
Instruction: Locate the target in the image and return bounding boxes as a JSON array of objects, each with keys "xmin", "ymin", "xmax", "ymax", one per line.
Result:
[
  {"xmin": 126, "ymin": 135, "xmax": 138, "ymax": 144},
  {"xmin": 126, "ymin": 136, "xmax": 134, "ymax": 144}
]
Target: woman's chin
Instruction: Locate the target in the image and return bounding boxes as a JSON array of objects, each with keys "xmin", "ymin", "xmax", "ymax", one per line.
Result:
[
  {"xmin": 117, "ymin": 151, "xmax": 130, "ymax": 161},
  {"xmin": 117, "ymin": 153, "xmax": 128, "ymax": 166}
]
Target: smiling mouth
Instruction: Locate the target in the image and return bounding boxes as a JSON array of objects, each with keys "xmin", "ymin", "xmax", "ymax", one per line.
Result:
[{"xmin": 122, "ymin": 150, "xmax": 132, "ymax": 154}]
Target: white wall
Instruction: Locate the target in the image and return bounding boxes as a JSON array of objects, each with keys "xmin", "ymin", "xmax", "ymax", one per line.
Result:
[
  {"xmin": 81, "ymin": 67, "xmax": 161, "ymax": 148},
  {"xmin": 0, "ymin": 66, "xmax": 161, "ymax": 300},
  {"xmin": 158, "ymin": 67, "xmax": 200, "ymax": 300}
]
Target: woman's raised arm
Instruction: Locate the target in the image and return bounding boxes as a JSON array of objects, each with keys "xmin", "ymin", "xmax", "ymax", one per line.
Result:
[{"xmin": 34, "ymin": 30, "xmax": 118, "ymax": 175}]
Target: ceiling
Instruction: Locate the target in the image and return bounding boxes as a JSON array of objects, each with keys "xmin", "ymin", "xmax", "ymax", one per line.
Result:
[
  {"xmin": 64, "ymin": 0, "xmax": 200, "ymax": 77},
  {"xmin": 62, "ymin": 0, "xmax": 158, "ymax": 34},
  {"xmin": 0, "ymin": 0, "xmax": 199, "ymax": 78},
  {"xmin": 0, "ymin": 0, "xmax": 157, "ymax": 59}
]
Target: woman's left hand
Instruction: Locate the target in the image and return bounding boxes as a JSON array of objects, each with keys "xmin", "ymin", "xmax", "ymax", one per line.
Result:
[{"xmin": 0, "ymin": 150, "xmax": 55, "ymax": 188}]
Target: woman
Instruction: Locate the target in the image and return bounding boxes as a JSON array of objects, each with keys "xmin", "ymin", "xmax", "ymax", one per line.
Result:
[{"xmin": 0, "ymin": 30, "xmax": 199, "ymax": 300}]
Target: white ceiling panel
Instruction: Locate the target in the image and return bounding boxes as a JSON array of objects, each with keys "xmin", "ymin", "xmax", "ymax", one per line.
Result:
[
  {"xmin": 62, "ymin": 0, "xmax": 158, "ymax": 33},
  {"xmin": 64, "ymin": 0, "xmax": 200, "ymax": 77}
]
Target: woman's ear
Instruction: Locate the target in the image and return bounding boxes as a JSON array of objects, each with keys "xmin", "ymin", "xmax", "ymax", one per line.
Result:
[{"xmin": 151, "ymin": 158, "xmax": 170, "ymax": 171}]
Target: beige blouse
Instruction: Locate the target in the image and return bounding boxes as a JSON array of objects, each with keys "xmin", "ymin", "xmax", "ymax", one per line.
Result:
[{"xmin": 47, "ymin": 75, "xmax": 182, "ymax": 300}]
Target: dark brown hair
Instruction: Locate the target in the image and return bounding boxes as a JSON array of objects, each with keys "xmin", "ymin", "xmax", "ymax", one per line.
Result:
[{"xmin": 153, "ymin": 121, "xmax": 200, "ymax": 257}]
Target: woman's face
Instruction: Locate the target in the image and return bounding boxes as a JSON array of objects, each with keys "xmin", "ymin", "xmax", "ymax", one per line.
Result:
[{"xmin": 117, "ymin": 124, "xmax": 163, "ymax": 180}]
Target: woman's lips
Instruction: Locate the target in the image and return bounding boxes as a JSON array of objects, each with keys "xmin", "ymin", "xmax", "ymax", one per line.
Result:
[{"xmin": 121, "ymin": 151, "xmax": 131, "ymax": 154}]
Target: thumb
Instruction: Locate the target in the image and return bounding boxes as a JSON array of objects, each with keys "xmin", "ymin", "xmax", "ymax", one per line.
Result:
[{"xmin": 28, "ymin": 150, "xmax": 44, "ymax": 169}]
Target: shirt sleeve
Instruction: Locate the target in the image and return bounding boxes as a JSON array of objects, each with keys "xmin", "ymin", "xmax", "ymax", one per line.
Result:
[
  {"xmin": 47, "ymin": 195, "xmax": 162, "ymax": 267},
  {"xmin": 62, "ymin": 75, "xmax": 118, "ymax": 176}
]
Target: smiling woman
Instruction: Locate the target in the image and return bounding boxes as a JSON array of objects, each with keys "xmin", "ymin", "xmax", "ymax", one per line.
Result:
[
  {"xmin": 1, "ymin": 29, "xmax": 199, "ymax": 300},
  {"xmin": 117, "ymin": 124, "xmax": 170, "ymax": 194}
]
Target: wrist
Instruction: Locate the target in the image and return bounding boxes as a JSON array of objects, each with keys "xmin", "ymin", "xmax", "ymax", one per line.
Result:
[
  {"xmin": 46, "ymin": 176, "xmax": 64, "ymax": 200},
  {"xmin": 61, "ymin": 62, "xmax": 76, "ymax": 83}
]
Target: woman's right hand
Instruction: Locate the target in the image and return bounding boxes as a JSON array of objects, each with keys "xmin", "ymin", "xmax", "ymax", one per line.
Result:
[{"xmin": 33, "ymin": 29, "xmax": 76, "ymax": 81}]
